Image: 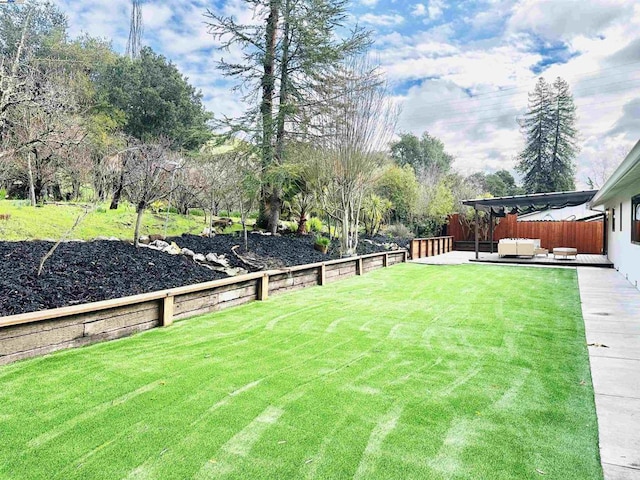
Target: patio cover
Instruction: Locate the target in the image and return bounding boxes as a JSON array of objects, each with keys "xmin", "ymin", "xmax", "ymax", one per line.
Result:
[{"xmin": 462, "ymin": 190, "xmax": 599, "ymax": 259}]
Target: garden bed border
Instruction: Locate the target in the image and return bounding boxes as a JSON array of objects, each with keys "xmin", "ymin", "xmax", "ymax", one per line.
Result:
[{"xmin": 0, "ymin": 250, "xmax": 408, "ymax": 365}]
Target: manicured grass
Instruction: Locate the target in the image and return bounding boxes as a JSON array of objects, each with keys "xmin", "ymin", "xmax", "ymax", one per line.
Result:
[
  {"xmin": 0, "ymin": 200, "xmax": 247, "ymax": 241},
  {"xmin": 0, "ymin": 264, "xmax": 602, "ymax": 479}
]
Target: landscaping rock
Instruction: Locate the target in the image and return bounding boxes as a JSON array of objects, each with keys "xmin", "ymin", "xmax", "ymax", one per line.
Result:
[
  {"xmin": 205, "ymin": 252, "xmax": 230, "ymax": 267},
  {"xmin": 150, "ymin": 240, "xmax": 169, "ymax": 250},
  {"xmin": 181, "ymin": 248, "xmax": 195, "ymax": 257},
  {"xmin": 162, "ymin": 242, "xmax": 182, "ymax": 255},
  {"xmin": 193, "ymin": 253, "xmax": 206, "ymax": 262}
]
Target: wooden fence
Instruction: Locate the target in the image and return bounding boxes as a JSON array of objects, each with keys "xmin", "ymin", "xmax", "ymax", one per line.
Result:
[
  {"xmin": 0, "ymin": 250, "xmax": 407, "ymax": 365},
  {"xmin": 410, "ymin": 236, "xmax": 454, "ymax": 259},
  {"xmin": 448, "ymin": 214, "xmax": 603, "ymax": 254}
]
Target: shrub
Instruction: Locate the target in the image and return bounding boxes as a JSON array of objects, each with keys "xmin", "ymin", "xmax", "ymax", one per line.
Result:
[
  {"xmin": 150, "ymin": 200, "xmax": 166, "ymax": 214},
  {"xmin": 285, "ymin": 220, "xmax": 298, "ymax": 232},
  {"xmin": 307, "ymin": 217, "xmax": 323, "ymax": 233},
  {"xmin": 0, "ymin": 188, "xmax": 6, "ymax": 200},
  {"xmin": 189, "ymin": 208, "xmax": 205, "ymax": 217},
  {"xmin": 160, "ymin": 206, "xmax": 179, "ymax": 214},
  {"xmin": 314, "ymin": 235, "xmax": 331, "ymax": 247},
  {"xmin": 96, "ymin": 206, "xmax": 107, "ymax": 213},
  {"xmin": 383, "ymin": 223, "xmax": 414, "ymax": 239}
]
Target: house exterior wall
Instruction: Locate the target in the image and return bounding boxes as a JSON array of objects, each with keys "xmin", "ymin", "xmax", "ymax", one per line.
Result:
[{"xmin": 604, "ymin": 189, "xmax": 640, "ymax": 290}]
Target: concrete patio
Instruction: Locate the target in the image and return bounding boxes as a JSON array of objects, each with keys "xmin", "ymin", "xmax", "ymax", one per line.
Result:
[
  {"xmin": 579, "ymin": 267, "xmax": 640, "ymax": 479},
  {"xmin": 471, "ymin": 252, "xmax": 613, "ymax": 268}
]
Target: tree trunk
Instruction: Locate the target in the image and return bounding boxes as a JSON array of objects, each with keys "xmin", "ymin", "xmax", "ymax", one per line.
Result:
[
  {"xmin": 209, "ymin": 194, "xmax": 215, "ymax": 237},
  {"xmin": 275, "ymin": 0, "xmax": 291, "ymax": 164},
  {"xmin": 243, "ymin": 219, "xmax": 248, "ymax": 251},
  {"xmin": 26, "ymin": 151, "xmax": 36, "ymax": 207},
  {"xmin": 268, "ymin": 189, "xmax": 281, "ymax": 234},
  {"xmin": 134, "ymin": 201, "xmax": 146, "ymax": 247},
  {"xmin": 110, "ymin": 167, "xmax": 125, "ymax": 210},
  {"xmin": 259, "ymin": 1, "xmax": 279, "ymax": 231},
  {"xmin": 72, "ymin": 179, "xmax": 81, "ymax": 201},
  {"xmin": 296, "ymin": 207, "xmax": 307, "ymax": 235}
]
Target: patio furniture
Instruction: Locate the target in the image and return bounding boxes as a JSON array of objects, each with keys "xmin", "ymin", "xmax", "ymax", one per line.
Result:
[
  {"xmin": 553, "ymin": 247, "xmax": 577, "ymax": 259},
  {"xmin": 498, "ymin": 238, "xmax": 543, "ymax": 258}
]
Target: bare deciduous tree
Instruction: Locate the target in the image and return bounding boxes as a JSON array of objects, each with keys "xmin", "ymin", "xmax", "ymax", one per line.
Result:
[
  {"xmin": 313, "ymin": 56, "xmax": 398, "ymax": 255},
  {"xmin": 122, "ymin": 138, "xmax": 181, "ymax": 245}
]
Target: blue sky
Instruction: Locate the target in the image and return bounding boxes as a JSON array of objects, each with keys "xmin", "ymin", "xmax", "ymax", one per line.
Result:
[{"xmin": 55, "ymin": 0, "xmax": 640, "ymax": 186}]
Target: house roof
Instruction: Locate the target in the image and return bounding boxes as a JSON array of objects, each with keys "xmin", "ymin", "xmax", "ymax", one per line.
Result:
[
  {"xmin": 462, "ymin": 190, "xmax": 598, "ymax": 214},
  {"xmin": 590, "ymin": 139, "xmax": 640, "ymax": 207},
  {"xmin": 517, "ymin": 203, "xmax": 602, "ymax": 222}
]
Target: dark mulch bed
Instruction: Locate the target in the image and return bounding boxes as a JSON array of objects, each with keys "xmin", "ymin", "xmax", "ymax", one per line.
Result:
[
  {"xmin": 0, "ymin": 233, "xmax": 409, "ymax": 317},
  {"xmin": 0, "ymin": 241, "xmax": 225, "ymax": 317},
  {"xmin": 170, "ymin": 233, "xmax": 329, "ymax": 270},
  {"xmin": 170, "ymin": 232, "xmax": 410, "ymax": 269}
]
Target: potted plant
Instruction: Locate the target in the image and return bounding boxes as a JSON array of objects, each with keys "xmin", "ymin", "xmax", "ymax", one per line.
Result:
[{"xmin": 314, "ymin": 235, "xmax": 330, "ymax": 254}]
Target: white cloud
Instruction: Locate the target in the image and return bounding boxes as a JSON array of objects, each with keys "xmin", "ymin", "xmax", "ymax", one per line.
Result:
[
  {"xmin": 507, "ymin": 0, "xmax": 633, "ymax": 40},
  {"xmin": 359, "ymin": 13, "xmax": 405, "ymax": 26},
  {"xmin": 360, "ymin": 0, "xmax": 379, "ymax": 6},
  {"xmin": 427, "ymin": 0, "xmax": 445, "ymax": 20},
  {"xmin": 412, "ymin": 4, "xmax": 427, "ymax": 17},
  {"xmin": 140, "ymin": 4, "xmax": 174, "ymax": 29}
]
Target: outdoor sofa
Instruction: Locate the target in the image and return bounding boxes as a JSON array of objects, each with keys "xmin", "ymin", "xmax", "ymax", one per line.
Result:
[{"xmin": 498, "ymin": 238, "xmax": 548, "ymax": 258}]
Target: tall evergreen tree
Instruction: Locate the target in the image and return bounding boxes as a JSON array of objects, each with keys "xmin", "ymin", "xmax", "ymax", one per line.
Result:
[
  {"xmin": 516, "ymin": 77, "xmax": 553, "ymax": 193},
  {"xmin": 516, "ymin": 77, "xmax": 578, "ymax": 193},
  {"xmin": 549, "ymin": 77, "xmax": 577, "ymax": 191},
  {"xmin": 205, "ymin": 1, "xmax": 369, "ymax": 233}
]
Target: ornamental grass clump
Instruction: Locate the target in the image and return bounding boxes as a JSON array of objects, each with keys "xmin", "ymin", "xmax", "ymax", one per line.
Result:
[{"xmin": 314, "ymin": 234, "xmax": 330, "ymax": 254}]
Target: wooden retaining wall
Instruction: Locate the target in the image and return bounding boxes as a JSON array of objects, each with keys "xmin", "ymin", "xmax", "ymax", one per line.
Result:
[
  {"xmin": 410, "ymin": 236, "xmax": 454, "ymax": 259},
  {"xmin": 0, "ymin": 250, "xmax": 407, "ymax": 365}
]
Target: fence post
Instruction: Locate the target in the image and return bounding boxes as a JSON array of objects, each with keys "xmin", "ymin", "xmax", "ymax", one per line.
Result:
[
  {"xmin": 160, "ymin": 295, "xmax": 174, "ymax": 327},
  {"xmin": 258, "ymin": 274, "xmax": 269, "ymax": 301},
  {"xmin": 356, "ymin": 257, "xmax": 363, "ymax": 275},
  {"xmin": 383, "ymin": 253, "xmax": 388, "ymax": 267},
  {"xmin": 318, "ymin": 264, "xmax": 326, "ymax": 286}
]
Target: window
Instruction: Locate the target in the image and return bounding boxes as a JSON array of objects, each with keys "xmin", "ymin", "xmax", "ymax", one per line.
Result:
[
  {"xmin": 632, "ymin": 195, "xmax": 640, "ymax": 244},
  {"xmin": 612, "ymin": 208, "xmax": 616, "ymax": 232}
]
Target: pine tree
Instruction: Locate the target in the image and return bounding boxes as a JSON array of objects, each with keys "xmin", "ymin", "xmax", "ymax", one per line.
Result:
[
  {"xmin": 517, "ymin": 77, "xmax": 553, "ymax": 193},
  {"xmin": 205, "ymin": 1, "xmax": 369, "ymax": 233},
  {"xmin": 549, "ymin": 77, "xmax": 577, "ymax": 191},
  {"xmin": 516, "ymin": 77, "xmax": 578, "ymax": 193}
]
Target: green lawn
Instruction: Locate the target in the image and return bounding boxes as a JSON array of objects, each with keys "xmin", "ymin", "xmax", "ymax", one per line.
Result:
[
  {"xmin": 0, "ymin": 200, "xmax": 247, "ymax": 241},
  {"xmin": 0, "ymin": 264, "xmax": 602, "ymax": 479}
]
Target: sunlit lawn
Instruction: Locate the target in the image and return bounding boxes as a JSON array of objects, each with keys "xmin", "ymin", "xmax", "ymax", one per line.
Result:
[
  {"xmin": 0, "ymin": 200, "xmax": 248, "ymax": 241},
  {"xmin": 0, "ymin": 263, "xmax": 602, "ymax": 479}
]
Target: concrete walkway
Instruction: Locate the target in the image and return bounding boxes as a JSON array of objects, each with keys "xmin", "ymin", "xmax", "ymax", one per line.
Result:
[{"xmin": 578, "ymin": 267, "xmax": 640, "ymax": 479}]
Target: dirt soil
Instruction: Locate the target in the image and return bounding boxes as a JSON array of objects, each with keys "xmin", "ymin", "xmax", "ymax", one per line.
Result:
[
  {"xmin": 0, "ymin": 233, "xmax": 409, "ymax": 316},
  {"xmin": 0, "ymin": 241, "xmax": 225, "ymax": 317}
]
